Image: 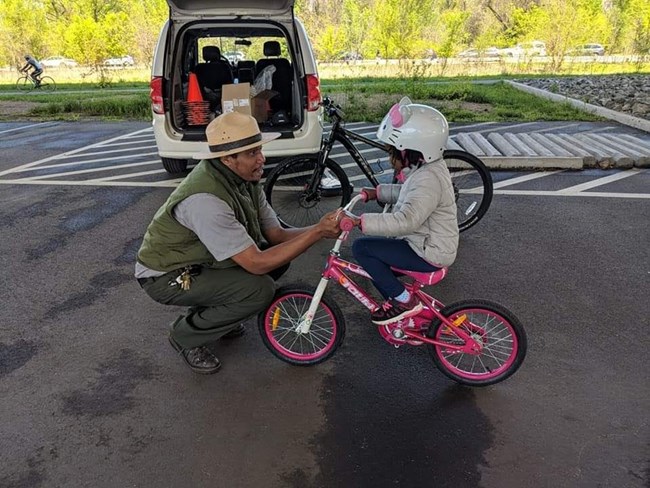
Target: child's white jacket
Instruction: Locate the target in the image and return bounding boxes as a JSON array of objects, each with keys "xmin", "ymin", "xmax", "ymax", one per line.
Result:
[{"xmin": 361, "ymin": 161, "xmax": 459, "ymax": 267}]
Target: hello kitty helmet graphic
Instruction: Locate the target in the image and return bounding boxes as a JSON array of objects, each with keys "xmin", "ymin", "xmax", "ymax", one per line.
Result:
[{"xmin": 376, "ymin": 96, "xmax": 449, "ymax": 163}]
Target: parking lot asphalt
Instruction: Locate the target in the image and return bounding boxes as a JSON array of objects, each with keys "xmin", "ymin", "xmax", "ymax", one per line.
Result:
[{"xmin": 0, "ymin": 120, "xmax": 648, "ymax": 488}]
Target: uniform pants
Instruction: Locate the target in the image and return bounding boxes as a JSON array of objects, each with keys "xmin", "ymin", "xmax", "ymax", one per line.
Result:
[{"xmin": 140, "ymin": 264, "xmax": 288, "ymax": 348}]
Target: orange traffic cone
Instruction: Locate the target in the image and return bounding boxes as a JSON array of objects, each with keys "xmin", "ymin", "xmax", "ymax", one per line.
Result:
[{"xmin": 187, "ymin": 72, "xmax": 203, "ymax": 102}]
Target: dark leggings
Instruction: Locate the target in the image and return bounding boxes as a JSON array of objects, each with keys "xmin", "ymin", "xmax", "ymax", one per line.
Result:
[{"xmin": 352, "ymin": 236, "xmax": 438, "ymax": 299}]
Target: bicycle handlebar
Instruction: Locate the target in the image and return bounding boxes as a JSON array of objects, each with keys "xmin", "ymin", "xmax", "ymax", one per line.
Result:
[
  {"xmin": 321, "ymin": 96, "xmax": 345, "ymax": 120},
  {"xmin": 343, "ymin": 194, "xmax": 365, "ymax": 212}
]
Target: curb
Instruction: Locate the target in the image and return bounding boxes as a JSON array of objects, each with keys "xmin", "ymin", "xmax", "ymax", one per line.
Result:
[
  {"xmin": 506, "ymin": 80, "xmax": 650, "ymax": 134},
  {"xmin": 480, "ymin": 156, "xmax": 583, "ymax": 170}
]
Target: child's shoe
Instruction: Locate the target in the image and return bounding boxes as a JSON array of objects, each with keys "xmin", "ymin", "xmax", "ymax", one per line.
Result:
[{"xmin": 371, "ymin": 295, "xmax": 423, "ymax": 325}]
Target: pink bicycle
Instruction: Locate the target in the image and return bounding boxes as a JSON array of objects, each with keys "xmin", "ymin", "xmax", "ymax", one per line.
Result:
[{"xmin": 258, "ymin": 195, "xmax": 527, "ymax": 386}]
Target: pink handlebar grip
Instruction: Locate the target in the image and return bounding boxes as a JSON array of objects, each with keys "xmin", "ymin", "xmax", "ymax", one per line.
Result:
[{"xmin": 339, "ymin": 217, "xmax": 355, "ymax": 232}]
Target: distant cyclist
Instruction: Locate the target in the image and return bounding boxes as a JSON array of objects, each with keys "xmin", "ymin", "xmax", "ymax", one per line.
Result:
[{"xmin": 20, "ymin": 55, "xmax": 43, "ymax": 86}]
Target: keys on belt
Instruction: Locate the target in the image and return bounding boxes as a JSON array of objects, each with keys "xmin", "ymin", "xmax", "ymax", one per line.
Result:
[{"xmin": 168, "ymin": 265, "xmax": 201, "ymax": 291}]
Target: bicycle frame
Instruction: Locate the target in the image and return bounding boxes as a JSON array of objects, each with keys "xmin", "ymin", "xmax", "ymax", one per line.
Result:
[
  {"xmin": 306, "ymin": 110, "xmax": 387, "ymax": 195},
  {"xmin": 297, "ymin": 196, "xmax": 482, "ymax": 353}
]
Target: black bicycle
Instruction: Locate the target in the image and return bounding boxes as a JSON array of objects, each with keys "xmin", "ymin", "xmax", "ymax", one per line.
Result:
[
  {"xmin": 16, "ymin": 71, "xmax": 56, "ymax": 92},
  {"xmin": 264, "ymin": 97, "xmax": 493, "ymax": 232}
]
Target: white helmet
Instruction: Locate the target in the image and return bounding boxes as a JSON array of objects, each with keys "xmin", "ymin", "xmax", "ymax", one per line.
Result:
[{"xmin": 377, "ymin": 96, "xmax": 448, "ymax": 163}]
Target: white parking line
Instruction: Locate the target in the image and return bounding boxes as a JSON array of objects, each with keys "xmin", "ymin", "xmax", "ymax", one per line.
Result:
[
  {"xmin": 0, "ymin": 127, "xmax": 152, "ymax": 177},
  {"xmin": 95, "ymin": 139, "xmax": 155, "ymax": 148},
  {"xmin": 11, "ymin": 151, "xmax": 159, "ymax": 173},
  {"xmin": 19, "ymin": 160, "xmax": 161, "ymax": 181},
  {"xmin": 56, "ymin": 144, "xmax": 157, "ymax": 159},
  {"xmin": 495, "ymin": 189, "xmax": 650, "ymax": 199},
  {"xmin": 493, "ymin": 170, "xmax": 563, "ymax": 189},
  {"xmin": 0, "ymin": 121, "xmax": 59, "ymax": 135},
  {"xmin": 93, "ymin": 168, "xmax": 169, "ymax": 182},
  {"xmin": 557, "ymin": 168, "xmax": 640, "ymax": 193}
]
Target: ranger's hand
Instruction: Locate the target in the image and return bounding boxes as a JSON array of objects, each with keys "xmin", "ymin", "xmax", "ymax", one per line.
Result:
[{"xmin": 317, "ymin": 209, "xmax": 343, "ymax": 239}]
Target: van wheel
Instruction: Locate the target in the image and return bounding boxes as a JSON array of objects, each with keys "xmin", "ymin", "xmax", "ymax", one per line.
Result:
[{"xmin": 161, "ymin": 158, "xmax": 188, "ymax": 174}]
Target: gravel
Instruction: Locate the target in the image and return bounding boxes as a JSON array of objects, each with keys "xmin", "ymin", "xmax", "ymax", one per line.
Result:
[{"xmin": 518, "ymin": 74, "xmax": 650, "ymax": 120}]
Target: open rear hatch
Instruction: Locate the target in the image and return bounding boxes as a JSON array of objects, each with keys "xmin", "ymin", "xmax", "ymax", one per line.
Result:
[
  {"xmin": 164, "ymin": 0, "xmax": 304, "ymax": 140},
  {"xmin": 167, "ymin": 0, "xmax": 294, "ymax": 20}
]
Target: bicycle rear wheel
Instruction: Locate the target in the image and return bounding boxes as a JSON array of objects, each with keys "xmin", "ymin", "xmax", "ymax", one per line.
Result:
[
  {"xmin": 426, "ymin": 299, "xmax": 527, "ymax": 386},
  {"xmin": 38, "ymin": 76, "xmax": 56, "ymax": 92},
  {"xmin": 258, "ymin": 285, "xmax": 346, "ymax": 365},
  {"xmin": 15, "ymin": 76, "xmax": 30, "ymax": 91},
  {"xmin": 264, "ymin": 155, "xmax": 352, "ymax": 228},
  {"xmin": 443, "ymin": 150, "xmax": 493, "ymax": 232}
]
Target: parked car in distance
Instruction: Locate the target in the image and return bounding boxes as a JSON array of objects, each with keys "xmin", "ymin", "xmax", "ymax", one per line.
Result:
[
  {"xmin": 103, "ymin": 55, "xmax": 134, "ymax": 66},
  {"xmin": 458, "ymin": 47, "xmax": 500, "ymax": 59},
  {"xmin": 568, "ymin": 43, "xmax": 605, "ymax": 56},
  {"xmin": 458, "ymin": 48, "xmax": 479, "ymax": 58},
  {"xmin": 483, "ymin": 47, "xmax": 501, "ymax": 58},
  {"xmin": 340, "ymin": 51, "xmax": 362, "ymax": 61},
  {"xmin": 223, "ymin": 51, "xmax": 244, "ymax": 63},
  {"xmin": 41, "ymin": 56, "xmax": 78, "ymax": 68},
  {"xmin": 500, "ymin": 40, "xmax": 546, "ymax": 58}
]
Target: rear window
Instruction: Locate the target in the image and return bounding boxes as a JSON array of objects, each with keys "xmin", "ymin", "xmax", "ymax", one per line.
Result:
[{"xmin": 197, "ymin": 36, "xmax": 291, "ymax": 62}]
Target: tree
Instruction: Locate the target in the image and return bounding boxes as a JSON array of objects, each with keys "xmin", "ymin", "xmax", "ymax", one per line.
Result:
[{"xmin": 0, "ymin": 0, "xmax": 48, "ymax": 67}]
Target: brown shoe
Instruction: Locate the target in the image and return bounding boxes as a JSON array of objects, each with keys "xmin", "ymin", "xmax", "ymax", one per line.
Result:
[{"xmin": 168, "ymin": 335, "xmax": 221, "ymax": 374}]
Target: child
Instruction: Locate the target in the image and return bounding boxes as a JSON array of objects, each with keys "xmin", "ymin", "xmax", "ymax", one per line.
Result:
[{"xmin": 344, "ymin": 97, "xmax": 459, "ymax": 325}]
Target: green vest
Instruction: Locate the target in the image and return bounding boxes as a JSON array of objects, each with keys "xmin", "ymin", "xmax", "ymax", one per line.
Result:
[{"xmin": 137, "ymin": 159, "xmax": 265, "ymax": 272}]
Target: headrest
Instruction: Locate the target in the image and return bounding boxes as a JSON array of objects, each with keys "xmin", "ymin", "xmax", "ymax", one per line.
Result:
[
  {"xmin": 263, "ymin": 41, "xmax": 281, "ymax": 57},
  {"xmin": 203, "ymin": 46, "xmax": 221, "ymax": 62}
]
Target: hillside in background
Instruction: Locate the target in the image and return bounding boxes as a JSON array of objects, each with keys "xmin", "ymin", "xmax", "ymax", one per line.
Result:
[{"xmin": 0, "ymin": 0, "xmax": 648, "ymax": 74}]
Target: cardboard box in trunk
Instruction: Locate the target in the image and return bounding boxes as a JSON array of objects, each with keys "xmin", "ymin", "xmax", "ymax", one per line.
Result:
[
  {"xmin": 251, "ymin": 90, "xmax": 278, "ymax": 123},
  {"xmin": 221, "ymin": 82, "xmax": 251, "ymax": 115}
]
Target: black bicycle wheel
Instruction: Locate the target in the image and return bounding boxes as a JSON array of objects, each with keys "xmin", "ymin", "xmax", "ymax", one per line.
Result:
[
  {"xmin": 38, "ymin": 76, "xmax": 56, "ymax": 92},
  {"xmin": 15, "ymin": 76, "xmax": 30, "ymax": 91},
  {"xmin": 443, "ymin": 149, "xmax": 493, "ymax": 232},
  {"xmin": 264, "ymin": 155, "xmax": 352, "ymax": 228}
]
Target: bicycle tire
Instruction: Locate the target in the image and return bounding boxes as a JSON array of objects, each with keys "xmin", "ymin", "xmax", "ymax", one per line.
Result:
[
  {"xmin": 15, "ymin": 76, "xmax": 30, "ymax": 91},
  {"xmin": 442, "ymin": 150, "xmax": 493, "ymax": 232},
  {"xmin": 258, "ymin": 285, "xmax": 346, "ymax": 365},
  {"xmin": 426, "ymin": 299, "xmax": 527, "ymax": 386},
  {"xmin": 264, "ymin": 155, "xmax": 352, "ymax": 228},
  {"xmin": 38, "ymin": 76, "xmax": 56, "ymax": 92}
]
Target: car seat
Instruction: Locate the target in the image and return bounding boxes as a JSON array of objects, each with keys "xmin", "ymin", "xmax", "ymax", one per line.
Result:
[
  {"xmin": 255, "ymin": 41, "xmax": 292, "ymax": 114},
  {"xmin": 237, "ymin": 60, "xmax": 256, "ymax": 84},
  {"xmin": 193, "ymin": 46, "xmax": 234, "ymax": 104}
]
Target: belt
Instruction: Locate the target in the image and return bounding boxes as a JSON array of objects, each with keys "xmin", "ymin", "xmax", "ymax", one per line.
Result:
[{"xmin": 137, "ymin": 277, "xmax": 155, "ymax": 287}]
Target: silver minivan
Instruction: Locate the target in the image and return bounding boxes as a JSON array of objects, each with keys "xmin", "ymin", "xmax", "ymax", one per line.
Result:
[{"xmin": 150, "ymin": 0, "xmax": 323, "ymax": 174}]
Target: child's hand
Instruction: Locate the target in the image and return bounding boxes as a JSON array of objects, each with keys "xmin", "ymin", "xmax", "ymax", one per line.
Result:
[
  {"xmin": 360, "ymin": 188, "xmax": 377, "ymax": 201},
  {"xmin": 336, "ymin": 210, "xmax": 361, "ymax": 231}
]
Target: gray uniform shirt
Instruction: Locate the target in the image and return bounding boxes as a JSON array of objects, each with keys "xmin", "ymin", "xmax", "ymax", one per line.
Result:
[{"xmin": 135, "ymin": 192, "xmax": 280, "ymax": 278}]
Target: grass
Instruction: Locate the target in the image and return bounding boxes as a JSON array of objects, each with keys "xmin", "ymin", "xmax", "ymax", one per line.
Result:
[
  {"xmin": 323, "ymin": 81, "xmax": 602, "ymax": 123},
  {"xmin": 1, "ymin": 59, "xmax": 647, "ymax": 122},
  {"xmin": 28, "ymin": 93, "xmax": 150, "ymax": 119}
]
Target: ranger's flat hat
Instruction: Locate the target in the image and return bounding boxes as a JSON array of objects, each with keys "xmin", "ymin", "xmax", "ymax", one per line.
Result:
[{"xmin": 193, "ymin": 111, "xmax": 280, "ymax": 160}]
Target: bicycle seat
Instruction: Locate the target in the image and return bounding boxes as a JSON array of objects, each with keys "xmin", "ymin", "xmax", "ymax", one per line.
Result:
[{"xmin": 390, "ymin": 266, "xmax": 448, "ymax": 286}]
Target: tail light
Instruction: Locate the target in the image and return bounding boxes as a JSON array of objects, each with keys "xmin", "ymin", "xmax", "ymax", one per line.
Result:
[
  {"xmin": 150, "ymin": 76, "xmax": 164, "ymax": 114},
  {"xmin": 306, "ymin": 74, "xmax": 321, "ymax": 111}
]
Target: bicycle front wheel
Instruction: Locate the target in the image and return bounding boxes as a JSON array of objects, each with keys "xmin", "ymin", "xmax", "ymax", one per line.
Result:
[
  {"xmin": 443, "ymin": 150, "xmax": 493, "ymax": 232},
  {"xmin": 258, "ymin": 285, "xmax": 346, "ymax": 365},
  {"xmin": 426, "ymin": 299, "xmax": 527, "ymax": 386},
  {"xmin": 16, "ymin": 76, "xmax": 30, "ymax": 91},
  {"xmin": 38, "ymin": 76, "xmax": 56, "ymax": 92},
  {"xmin": 264, "ymin": 155, "xmax": 352, "ymax": 228}
]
